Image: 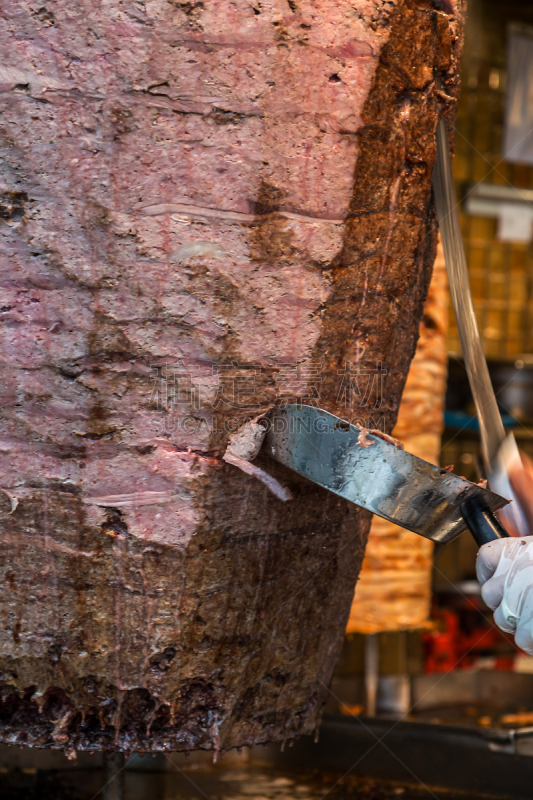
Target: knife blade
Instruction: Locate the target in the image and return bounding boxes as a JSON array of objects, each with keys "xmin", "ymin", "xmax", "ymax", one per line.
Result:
[
  {"xmin": 433, "ymin": 118, "xmax": 528, "ymax": 536},
  {"xmin": 433, "ymin": 119, "xmax": 505, "ymax": 466},
  {"xmin": 263, "ymin": 405, "xmax": 508, "ymax": 545}
]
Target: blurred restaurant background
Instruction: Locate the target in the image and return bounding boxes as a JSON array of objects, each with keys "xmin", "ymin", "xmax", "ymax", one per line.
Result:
[{"xmin": 332, "ymin": 0, "xmax": 533, "ymax": 726}]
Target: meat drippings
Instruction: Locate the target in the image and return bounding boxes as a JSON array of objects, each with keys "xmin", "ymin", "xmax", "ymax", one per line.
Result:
[{"xmin": 357, "ymin": 429, "xmax": 404, "ymax": 450}]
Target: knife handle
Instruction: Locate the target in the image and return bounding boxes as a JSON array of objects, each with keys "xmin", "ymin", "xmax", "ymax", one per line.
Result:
[{"xmin": 460, "ymin": 497, "xmax": 510, "ymax": 546}]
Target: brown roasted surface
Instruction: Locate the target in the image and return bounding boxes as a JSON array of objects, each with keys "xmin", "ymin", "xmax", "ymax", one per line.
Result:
[
  {"xmin": 348, "ymin": 241, "xmax": 449, "ymax": 635},
  {"xmin": 0, "ymin": 1, "xmax": 463, "ymax": 753}
]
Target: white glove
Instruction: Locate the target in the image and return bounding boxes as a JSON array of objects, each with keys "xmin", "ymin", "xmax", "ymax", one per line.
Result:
[{"xmin": 476, "ymin": 537, "xmax": 533, "ymax": 654}]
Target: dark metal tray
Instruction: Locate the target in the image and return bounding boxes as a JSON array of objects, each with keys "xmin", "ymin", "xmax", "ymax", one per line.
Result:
[
  {"xmin": 270, "ymin": 715, "xmax": 533, "ymax": 800},
  {"xmin": 2, "ymin": 713, "xmax": 533, "ymax": 800}
]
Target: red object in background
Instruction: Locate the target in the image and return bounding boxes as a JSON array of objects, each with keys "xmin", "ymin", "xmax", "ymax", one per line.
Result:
[
  {"xmin": 424, "ymin": 610, "xmax": 460, "ymax": 673},
  {"xmin": 423, "ymin": 598, "xmax": 516, "ymax": 673}
]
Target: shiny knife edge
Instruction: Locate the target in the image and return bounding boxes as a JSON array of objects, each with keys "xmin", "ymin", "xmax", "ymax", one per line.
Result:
[{"xmin": 433, "ymin": 118, "xmax": 528, "ymax": 536}]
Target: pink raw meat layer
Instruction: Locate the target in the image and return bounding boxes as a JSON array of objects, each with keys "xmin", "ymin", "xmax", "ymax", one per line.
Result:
[{"xmin": 0, "ymin": 0, "xmax": 463, "ymax": 754}]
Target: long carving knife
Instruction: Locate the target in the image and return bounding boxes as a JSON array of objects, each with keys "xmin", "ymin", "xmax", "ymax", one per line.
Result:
[
  {"xmin": 262, "ymin": 405, "xmax": 509, "ymax": 546},
  {"xmin": 433, "ymin": 118, "xmax": 527, "ymax": 536}
]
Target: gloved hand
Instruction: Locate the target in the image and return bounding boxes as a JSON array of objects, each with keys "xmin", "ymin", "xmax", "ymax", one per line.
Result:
[
  {"xmin": 477, "ymin": 537, "xmax": 533, "ymax": 654},
  {"xmin": 508, "ymin": 450, "xmax": 533, "ymax": 533}
]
